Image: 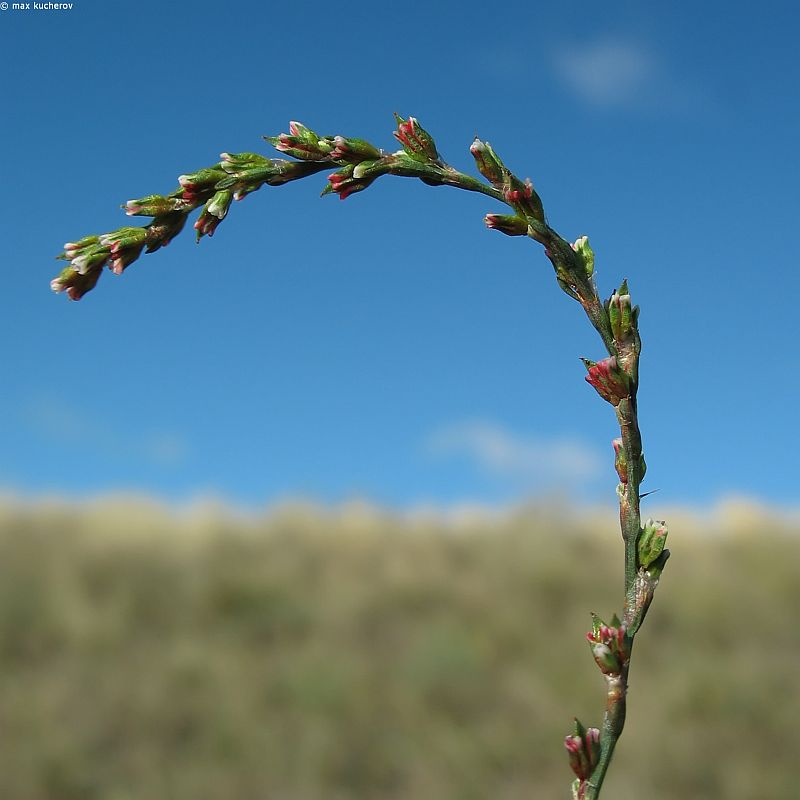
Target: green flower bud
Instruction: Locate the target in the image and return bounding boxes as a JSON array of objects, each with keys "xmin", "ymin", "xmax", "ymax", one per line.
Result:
[
  {"xmin": 219, "ymin": 152, "xmax": 271, "ymax": 171},
  {"xmin": 638, "ymin": 519, "xmax": 668, "ymax": 569},
  {"xmin": 571, "ymin": 236, "xmax": 595, "ymax": 278},
  {"xmin": 329, "ymin": 136, "xmax": 382, "ymax": 163},
  {"xmin": 124, "ymin": 195, "xmax": 186, "ymax": 218},
  {"xmin": 469, "ymin": 138, "xmax": 506, "ymax": 187},
  {"xmin": 484, "ymin": 213, "xmax": 529, "ymax": 236},
  {"xmin": 608, "ymin": 279, "xmax": 638, "ymax": 345},
  {"xmin": 612, "ymin": 438, "xmax": 627, "ymax": 483},
  {"xmin": 177, "ymin": 167, "xmax": 227, "ymax": 192}
]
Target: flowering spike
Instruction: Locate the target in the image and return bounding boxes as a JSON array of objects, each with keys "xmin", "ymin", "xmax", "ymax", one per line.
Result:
[
  {"xmin": 581, "ymin": 357, "xmax": 631, "ymax": 406},
  {"xmin": 392, "ymin": 114, "xmax": 439, "ymax": 162}
]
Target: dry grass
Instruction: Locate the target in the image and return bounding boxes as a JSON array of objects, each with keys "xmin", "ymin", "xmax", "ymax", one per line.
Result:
[{"xmin": 0, "ymin": 499, "xmax": 797, "ymax": 799}]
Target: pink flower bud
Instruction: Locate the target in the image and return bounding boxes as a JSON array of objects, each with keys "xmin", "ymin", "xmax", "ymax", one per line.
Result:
[
  {"xmin": 504, "ymin": 180, "xmax": 533, "ymax": 204},
  {"xmin": 612, "ymin": 438, "xmax": 628, "ymax": 484},
  {"xmin": 50, "ymin": 264, "xmax": 102, "ymax": 301}
]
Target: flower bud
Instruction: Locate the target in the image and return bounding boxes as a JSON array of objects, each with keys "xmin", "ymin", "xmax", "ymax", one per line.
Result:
[
  {"xmin": 329, "ymin": 135, "xmax": 382, "ymax": 163},
  {"xmin": 586, "ymin": 614, "xmax": 629, "ymax": 676},
  {"xmin": 612, "ymin": 438, "xmax": 627, "ymax": 483},
  {"xmin": 484, "ymin": 213, "xmax": 529, "ymax": 236},
  {"xmin": 61, "ymin": 234, "xmax": 100, "ymax": 261},
  {"xmin": 392, "ymin": 114, "xmax": 439, "ymax": 162},
  {"xmin": 99, "ymin": 226, "xmax": 147, "ymax": 252},
  {"xmin": 144, "ymin": 212, "xmax": 188, "ymax": 253},
  {"xmin": 177, "ymin": 167, "xmax": 227, "ymax": 193},
  {"xmin": 194, "ymin": 190, "xmax": 233, "ymax": 239},
  {"xmin": 470, "ymin": 138, "xmax": 505, "ymax": 187},
  {"xmin": 125, "ymin": 195, "xmax": 186, "ymax": 218},
  {"xmin": 99, "ymin": 227, "xmax": 148, "ymax": 274},
  {"xmin": 607, "ymin": 279, "xmax": 638, "ymax": 344},
  {"xmin": 50, "ymin": 264, "xmax": 102, "ymax": 301},
  {"xmin": 571, "ymin": 236, "xmax": 595, "ymax": 278},
  {"xmin": 264, "ymin": 121, "xmax": 333, "ymax": 161},
  {"xmin": 638, "ymin": 519, "xmax": 668, "ymax": 569},
  {"xmin": 219, "ymin": 152, "xmax": 270, "ymax": 171},
  {"xmin": 503, "ymin": 175, "xmax": 545, "ymax": 223},
  {"xmin": 70, "ymin": 246, "xmax": 111, "ymax": 275},
  {"xmin": 205, "ymin": 190, "xmax": 231, "ymax": 219},
  {"xmin": 581, "ymin": 357, "xmax": 631, "ymax": 406},
  {"xmin": 590, "ymin": 642, "xmax": 621, "ymax": 675},
  {"xmin": 218, "ymin": 153, "xmax": 275, "ymax": 195},
  {"xmin": 323, "ymin": 160, "xmax": 390, "ymax": 200}
]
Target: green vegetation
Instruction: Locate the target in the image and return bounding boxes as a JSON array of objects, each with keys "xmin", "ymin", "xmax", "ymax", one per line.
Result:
[{"xmin": 0, "ymin": 499, "xmax": 797, "ymax": 799}]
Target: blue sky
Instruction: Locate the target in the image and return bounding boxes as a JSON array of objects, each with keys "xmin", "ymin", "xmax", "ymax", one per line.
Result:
[{"xmin": 2, "ymin": 0, "xmax": 798, "ymax": 510}]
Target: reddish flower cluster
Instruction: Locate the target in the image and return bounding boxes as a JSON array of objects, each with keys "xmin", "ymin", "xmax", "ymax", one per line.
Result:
[
  {"xmin": 586, "ymin": 619, "xmax": 629, "ymax": 676},
  {"xmin": 583, "ymin": 357, "xmax": 630, "ymax": 406},
  {"xmin": 564, "ymin": 725, "xmax": 601, "ymax": 782},
  {"xmin": 392, "ymin": 114, "xmax": 438, "ymax": 161},
  {"xmin": 503, "ymin": 179, "xmax": 534, "ymax": 205}
]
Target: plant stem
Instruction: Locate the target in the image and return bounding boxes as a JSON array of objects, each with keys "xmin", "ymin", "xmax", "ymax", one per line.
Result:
[{"xmin": 584, "ymin": 666, "xmax": 629, "ymax": 799}]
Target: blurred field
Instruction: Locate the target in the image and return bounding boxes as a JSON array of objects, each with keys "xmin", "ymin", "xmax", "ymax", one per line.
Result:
[{"xmin": 0, "ymin": 497, "xmax": 797, "ymax": 800}]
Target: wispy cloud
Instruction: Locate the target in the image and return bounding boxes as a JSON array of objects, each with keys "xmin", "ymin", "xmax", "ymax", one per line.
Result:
[
  {"xmin": 551, "ymin": 38, "xmax": 677, "ymax": 110},
  {"xmin": 23, "ymin": 396, "xmax": 188, "ymax": 468},
  {"xmin": 426, "ymin": 420, "xmax": 603, "ymax": 487}
]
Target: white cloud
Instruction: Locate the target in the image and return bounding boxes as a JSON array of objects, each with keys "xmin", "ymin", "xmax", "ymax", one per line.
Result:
[
  {"xmin": 23, "ymin": 396, "xmax": 188, "ymax": 467},
  {"xmin": 426, "ymin": 420, "xmax": 603, "ymax": 487},
  {"xmin": 552, "ymin": 39, "xmax": 660, "ymax": 108}
]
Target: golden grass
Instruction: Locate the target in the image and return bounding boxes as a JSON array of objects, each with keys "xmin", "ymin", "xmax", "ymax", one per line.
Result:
[{"xmin": 0, "ymin": 499, "xmax": 797, "ymax": 799}]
